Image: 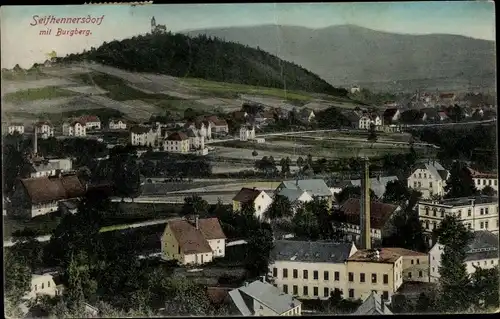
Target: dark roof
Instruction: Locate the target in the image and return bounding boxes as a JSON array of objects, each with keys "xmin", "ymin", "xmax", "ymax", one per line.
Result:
[
  {"xmin": 383, "ymin": 108, "xmax": 399, "ymax": 121},
  {"xmin": 383, "ymin": 247, "xmax": 427, "ymax": 257},
  {"xmin": 467, "ymin": 231, "xmax": 498, "ymax": 252},
  {"xmin": 198, "ymin": 217, "xmax": 227, "ymax": 240},
  {"xmin": 19, "ymin": 175, "xmax": 86, "ymax": 204},
  {"xmin": 339, "ymin": 198, "xmax": 398, "ymax": 229},
  {"xmin": 348, "ymin": 248, "xmax": 401, "ymax": 263},
  {"xmin": 166, "ymin": 131, "xmax": 188, "ymax": 141},
  {"xmin": 270, "ymin": 240, "xmax": 355, "ymax": 263},
  {"xmin": 353, "ymin": 292, "xmax": 393, "ymax": 315},
  {"xmin": 232, "ymin": 187, "xmax": 262, "ymax": 203},
  {"xmin": 79, "ymin": 115, "xmax": 100, "ymax": 123},
  {"xmin": 421, "ymin": 108, "xmax": 439, "ymax": 119},
  {"xmin": 130, "ymin": 125, "xmax": 150, "ymax": 134},
  {"xmin": 396, "ymin": 281, "xmax": 437, "ymax": 296},
  {"xmin": 168, "ymin": 219, "xmax": 213, "ymax": 254}
]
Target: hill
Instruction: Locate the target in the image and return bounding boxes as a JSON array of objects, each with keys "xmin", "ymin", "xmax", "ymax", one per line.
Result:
[
  {"xmin": 56, "ymin": 32, "xmax": 348, "ymax": 97},
  {"xmin": 183, "ymin": 24, "xmax": 496, "ymax": 92}
]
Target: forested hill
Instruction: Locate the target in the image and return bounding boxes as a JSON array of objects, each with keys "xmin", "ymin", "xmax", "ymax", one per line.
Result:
[{"xmin": 58, "ymin": 32, "xmax": 348, "ymax": 97}]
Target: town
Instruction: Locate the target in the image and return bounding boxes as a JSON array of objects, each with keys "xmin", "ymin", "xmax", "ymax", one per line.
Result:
[{"xmin": 2, "ymin": 4, "xmax": 498, "ymax": 319}]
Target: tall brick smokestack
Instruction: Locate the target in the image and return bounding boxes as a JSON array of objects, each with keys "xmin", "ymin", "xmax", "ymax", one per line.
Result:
[{"xmin": 360, "ymin": 158, "xmax": 371, "ymax": 249}]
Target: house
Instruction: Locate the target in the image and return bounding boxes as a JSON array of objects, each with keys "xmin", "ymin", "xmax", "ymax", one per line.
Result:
[
  {"xmin": 420, "ymin": 108, "xmax": 440, "ymax": 122},
  {"xmin": 229, "ymin": 279, "xmax": 302, "ymax": 316},
  {"xmin": 130, "ymin": 125, "xmax": 153, "ymax": 146},
  {"xmin": 350, "ymin": 85, "xmax": 361, "ymax": 94},
  {"xmin": 62, "ymin": 120, "xmax": 87, "ymax": 137},
  {"xmin": 232, "ymin": 187, "xmax": 273, "ymax": 220},
  {"xmin": 79, "ymin": 115, "xmax": 101, "ymax": 130},
  {"xmin": 346, "ymin": 248, "xmax": 404, "ymax": 302},
  {"xmin": 383, "ymin": 248, "xmax": 429, "ymax": 282},
  {"xmin": 337, "ymin": 198, "xmax": 400, "ymax": 245},
  {"xmin": 468, "ymin": 168, "xmax": 498, "ymax": 192},
  {"xmin": 185, "ymin": 128, "xmax": 205, "ymax": 150},
  {"xmin": 10, "ymin": 173, "xmax": 86, "ymax": 219},
  {"xmin": 382, "ymin": 108, "xmax": 401, "ymax": 125},
  {"xmin": 327, "ymin": 180, "xmax": 352, "ymax": 198},
  {"xmin": 240, "ymin": 125, "xmax": 256, "ymax": 141},
  {"xmin": 24, "ymin": 159, "xmax": 60, "ymax": 178},
  {"xmin": 392, "ymin": 281, "xmax": 437, "ymax": 303},
  {"xmin": 269, "ymin": 240, "xmax": 358, "ymax": 300},
  {"xmin": 232, "ymin": 111, "xmax": 249, "ymax": 121},
  {"xmin": 108, "ymin": 118, "xmax": 127, "ymax": 130},
  {"xmin": 185, "ymin": 120, "xmax": 212, "ymax": 140},
  {"xmin": 35, "ymin": 121, "xmax": 54, "ymax": 139},
  {"xmin": 349, "ymin": 175, "xmax": 399, "ymax": 199},
  {"xmin": 359, "ymin": 113, "xmax": 383, "ymax": 130},
  {"xmin": 205, "ymin": 116, "xmax": 229, "ymax": 133},
  {"xmin": 298, "ymin": 108, "xmax": 315, "ymax": 123},
  {"xmin": 353, "ymin": 291, "xmax": 393, "ymax": 315},
  {"xmin": 277, "ymin": 188, "xmax": 313, "ymax": 213},
  {"xmin": 417, "ymin": 195, "xmax": 498, "ymax": 240},
  {"xmin": 437, "ymin": 111, "xmax": 449, "ymax": 121},
  {"xmin": 23, "ymin": 272, "xmax": 64, "ymax": 301},
  {"xmin": 428, "ymin": 230, "xmax": 498, "ymax": 283},
  {"xmin": 439, "ymin": 93, "xmax": 456, "ymax": 106},
  {"xmin": 161, "ymin": 217, "xmax": 226, "ymax": 265},
  {"xmin": 407, "ymin": 161, "xmax": 449, "ymax": 199},
  {"xmin": 276, "ymin": 179, "xmax": 333, "ymax": 207},
  {"xmin": 343, "ymin": 110, "xmax": 361, "ymax": 129},
  {"xmin": 8, "ymin": 123, "xmax": 25, "ymax": 135},
  {"xmin": 163, "ymin": 131, "xmax": 190, "ymax": 153}
]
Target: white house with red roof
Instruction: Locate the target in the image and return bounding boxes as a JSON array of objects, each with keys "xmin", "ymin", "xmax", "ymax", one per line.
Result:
[
  {"xmin": 62, "ymin": 119, "xmax": 87, "ymax": 137},
  {"xmin": 163, "ymin": 131, "xmax": 190, "ymax": 153},
  {"xmin": 232, "ymin": 187, "xmax": 273, "ymax": 220},
  {"xmin": 205, "ymin": 115, "xmax": 229, "ymax": 133},
  {"xmin": 161, "ymin": 217, "xmax": 226, "ymax": 265},
  {"xmin": 79, "ymin": 115, "xmax": 101, "ymax": 130},
  {"xmin": 35, "ymin": 121, "xmax": 54, "ymax": 139}
]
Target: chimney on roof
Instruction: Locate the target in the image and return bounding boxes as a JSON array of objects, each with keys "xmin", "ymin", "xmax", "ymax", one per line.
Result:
[
  {"xmin": 375, "ymin": 249, "xmax": 380, "ymax": 260},
  {"xmin": 470, "ymin": 199, "xmax": 475, "ymax": 207}
]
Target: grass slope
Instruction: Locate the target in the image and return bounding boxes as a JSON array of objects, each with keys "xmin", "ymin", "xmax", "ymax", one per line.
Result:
[{"xmin": 3, "ymin": 86, "xmax": 77, "ymax": 103}]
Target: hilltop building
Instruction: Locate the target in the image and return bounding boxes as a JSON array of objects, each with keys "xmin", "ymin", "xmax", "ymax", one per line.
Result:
[
  {"xmin": 8, "ymin": 123, "xmax": 25, "ymax": 135},
  {"xmin": 407, "ymin": 161, "xmax": 449, "ymax": 199},
  {"xmin": 35, "ymin": 121, "xmax": 54, "ymax": 139},
  {"xmin": 151, "ymin": 16, "xmax": 167, "ymax": 34}
]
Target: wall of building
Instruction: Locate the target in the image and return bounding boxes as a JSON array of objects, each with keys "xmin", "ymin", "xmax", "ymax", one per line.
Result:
[
  {"xmin": 270, "ymin": 261, "xmax": 349, "ymax": 300},
  {"xmin": 474, "ymin": 177, "xmax": 498, "ymax": 191},
  {"xmin": 407, "ymin": 168, "xmax": 446, "ymax": 199},
  {"xmin": 207, "ymin": 238, "xmax": 226, "ymax": 258},
  {"xmin": 25, "ymin": 275, "xmax": 58, "ymax": 300},
  {"xmin": 401, "ymin": 255, "xmax": 429, "ymax": 282}
]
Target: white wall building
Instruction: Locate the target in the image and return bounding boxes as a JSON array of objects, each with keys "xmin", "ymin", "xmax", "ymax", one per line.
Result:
[
  {"xmin": 359, "ymin": 114, "xmax": 383, "ymax": 130},
  {"xmin": 23, "ymin": 273, "xmax": 64, "ymax": 300},
  {"xmin": 62, "ymin": 120, "xmax": 87, "ymax": 137},
  {"xmin": 79, "ymin": 115, "xmax": 101, "ymax": 130},
  {"xmin": 240, "ymin": 125, "xmax": 256, "ymax": 141},
  {"xmin": 418, "ymin": 196, "xmax": 499, "ymax": 237},
  {"xmin": 233, "ymin": 187, "xmax": 273, "ymax": 220},
  {"xmin": 109, "ymin": 119, "xmax": 127, "ymax": 130},
  {"xmin": 163, "ymin": 131, "xmax": 190, "ymax": 153},
  {"xmin": 8, "ymin": 124, "xmax": 25, "ymax": 135},
  {"xmin": 468, "ymin": 168, "xmax": 498, "ymax": 192},
  {"xmin": 407, "ymin": 161, "xmax": 449, "ymax": 199},
  {"xmin": 428, "ymin": 230, "xmax": 499, "ymax": 283},
  {"xmin": 269, "ymin": 240, "xmax": 358, "ymax": 300},
  {"xmin": 35, "ymin": 122, "xmax": 54, "ymax": 139}
]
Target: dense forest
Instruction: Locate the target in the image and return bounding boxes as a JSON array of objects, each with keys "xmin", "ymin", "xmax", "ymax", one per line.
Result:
[{"xmin": 57, "ymin": 32, "xmax": 348, "ymax": 97}]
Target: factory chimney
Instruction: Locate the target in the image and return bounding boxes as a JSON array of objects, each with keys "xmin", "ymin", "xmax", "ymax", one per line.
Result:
[
  {"xmin": 360, "ymin": 158, "xmax": 371, "ymax": 249},
  {"xmin": 33, "ymin": 124, "xmax": 38, "ymax": 156}
]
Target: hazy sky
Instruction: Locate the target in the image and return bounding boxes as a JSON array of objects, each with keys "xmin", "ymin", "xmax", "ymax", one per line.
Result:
[{"xmin": 1, "ymin": 2, "xmax": 496, "ymax": 69}]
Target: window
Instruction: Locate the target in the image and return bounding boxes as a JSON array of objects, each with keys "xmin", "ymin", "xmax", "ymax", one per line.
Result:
[
  {"xmin": 418, "ymin": 182, "xmax": 422, "ymax": 187},
  {"xmin": 429, "ymin": 181, "xmax": 433, "ymax": 188},
  {"xmin": 440, "ymin": 209, "xmax": 445, "ymax": 218},
  {"xmin": 432, "ymin": 221, "xmax": 437, "ymax": 230},
  {"xmin": 424, "ymin": 173, "xmax": 427, "ymax": 178},
  {"xmin": 468, "ymin": 209, "xmax": 472, "ymax": 217},
  {"xmin": 293, "ymin": 269, "xmax": 298, "ymax": 279},
  {"xmin": 433, "ymin": 209, "xmax": 437, "ymax": 217},
  {"xmin": 324, "ymin": 271, "xmax": 329, "ymax": 281},
  {"xmin": 425, "ymin": 207, "xmax": 429, "ymax": 215},
  {"xmin": 360, "ymin": 273, "xmax": 366, "ymax": 283},
  {"xmin": 283, "ymin": 269, "xmax": 288, "ymax": 278},
  {"xmin": 313, "ymin": 287, "xmax": 318, "ymax": 296},
  {"xmin": 417, "ymin": 259, "xmax": 420, "ymax": 264},
  {"xmin": 419, "ymin": 173, "xmax": 422, "ymax": 178},
  {"xmin": 485, "ymin": 207, "xmax": 489, "ymax": 214},
  {"xmin": 480, "ymin": 222, "xmax": 484, "ymax": 229},
  {"xmin": 303, "ymin": 270, "xmax": 308, "ymax": 279},
  {"xmin": 293, "ymin": 285, "xmax": 298, "ymax": 295},
  {"xmin": 408, "ymin": 272, "xmax": 412, "ymax": 279},
  {"xmin": 348, "ymin": 272, "xmax": 354, "ymax": 282},
  {"xmin": 258, "ymin": 205, "xmax": 261, "ymax": 211},
  {"xmin": 414, "ymin": 181, "xmax": 417, "ymax": 188},
  {"xmin": 383, "ymin": 274, "xmax": 389, "ymax": 284},
  {"xmin": 313, "ymin": 271, "xmax": 319, "ymax": 280},
  {"xmin": 321, "ymin": 287, "xmax": 328, "ymax": 298},
  {"xmin": 495, "ymin": 180, "xmax": 498, "ymax": 186},
  {"xmin": 425, "ymin": 220, "xmax": 429, "ymax": 229},
  {"xmin": 485, "ymin": 221, "xmax": 489, "ymax": 229},
  {"xmin": 42, "ymin": 283, "xmax": 44, "ymax": 289},
  {"xmin": 480, "ymin": 208, "xmax": 484, "ymax": 215},
  {"xmin": 35, "ymin": 285, "xmax": 37, "ymax": 291},
  {"xmin": 383, "ymin": 291, "xmax": 389, "ymax": 300},
  {"xmin": 349, "ymin": 289, "xmax": 355, "ymax": 298},
  {"xmin": 483, "ymin": 180, "xmax": 486, "ymax": 185},
  {"xmin": 489, "ymin": 180, "xmax": 492, "ymax": 186},
  {"xmin": 419, "ymin": 271, "xmax": 423, "ymax": 277},
  {"xmin": 273, "ymin": 268, "xmax": 277, "ymax": 277},
  {"xmin": 371, "ymin": 273, "xmax": 377, "ymax": 284},
  {"xmin": 432, "ymin": 267, "xmax": 435, "ymax": 273},
  {"xmin": 48, "ymin": 282, "xmax": 51, "ymax": 288},
  {"xmin": 283, "ymin": 284, "xmax": 288, "ymax": 294},
  {"xmin": 334, "ymin": 272, "xmax": 340, "ymax": 281},
  {"xmin": 303, "ymin": 286, "xmax": 308, "ymax": 296}
]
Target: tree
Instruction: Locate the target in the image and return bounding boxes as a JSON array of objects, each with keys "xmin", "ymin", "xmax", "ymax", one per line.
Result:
[
  {"xmin": 292, "ymin": 203, "xmax": 320, "ymax": 240},
  {"xmin": 252, "ymin": 150, "xmax": 258, "ymax": 158},
  {"xmin": 367, "ymin": 122, "xmax": 377, "ymax": 141},
  {"xmin": 181, "ymin": 194, "xmax": 209, "ymax": 218},
  {"xmin": 470, "ymin": 266, "xmax": 499, "ymax": 310},
  {"xmin": 383, "ymin": 180, "xmax": 411, "ymax": 204},
  {"xmin": 112, "ymin": 154, "xmax": 141, "ymax": 200},
  {"xmin": 245, "ymin": 227, "xmax": 274, "ymax": 278},
  {"xmin": 280, "ymin": 157, "xmax": 291, "ymax": 176},
  {"xmin": 444, "ymin": 161, "xmax": 478, "ymax": 198},
  {"xmin": 480, "ymin": 185, "xmax": 496, "ymax": 196},
  {"xmin": 264, "ymin": 195, "xmax": 293, "ymax": 221},
  {"xmin": 4, "ymin": 250, "xmax": 31, "ymax": 304},
  {"xmin": 335, "ymin": 186, "xmax": 377, "ymax": 204},
  {"xmin": 296, "ymin": 156, "xmax": 304, "ymax": 170},
  {"xmin": 435, "ymin": 215, "xmax": 474, "ymax": 313},
  {"xmin": 10, "ymin": 237, "xmax": 45, "ymax": 270}
]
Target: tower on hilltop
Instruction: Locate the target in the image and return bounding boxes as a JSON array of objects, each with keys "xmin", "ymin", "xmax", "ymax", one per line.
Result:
[
  {"xmin": 150, "ymin": 16, "xmax": 167, "ymax": 34},
  {"xmin": 151, "ymin": 16, "xmax": 156, "ymax": 31}
]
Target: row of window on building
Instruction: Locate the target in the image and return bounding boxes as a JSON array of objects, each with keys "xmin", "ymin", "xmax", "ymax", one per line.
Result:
[
  {"xmin": 348, "ymin": 272, "xmax": 389, "ymax": 285},
  {"xmin": 475, "ymin": 179, "xmax": 498, "ymax": 186},
  {"xmin": 281, "ymin": 284, "xmax": 390, "ymax": 301},
  {"xmin": 274, "ymin": 268, "xmax": 340, "ymax": 281},
  {"xmin": 424, "ymin": 206, "xmax": 496, "ymax": 218},
  {"xmin": 34, "ymin": 281, "xmax": 51, "ymax": 291}
]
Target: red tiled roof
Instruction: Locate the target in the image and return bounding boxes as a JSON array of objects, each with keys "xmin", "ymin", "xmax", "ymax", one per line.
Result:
[
  {"xmin": 167, "ymin": 131, "xmax": 189, "ymax": 141},
  {"xmin": 19, "ymin": 175, "xmax": 86, "ymax": 204},
  {"xmin": 198, "ymin": 218, "xmax": 226, "ymax": 240},
  {"xmin": 79, "ymin": 115, "xmax": 100, "ymax": 123},
  {"xmin": 168, "ymin": 220, "xmax": 213, "ymax": 255},
  {"xmin": 467, "ymin": 168, "xmax": 497, "ymax": 179},
  {"xmin": 232, "ymin": 187, "xmax": 262, "ymax": 203},
  {"xmin": 340, "ymin": 198, "xmax": 399, "ymax": 229},
  {"xmin": 440, "ymin": 93, "xmax": 455, "ymax": 99},
  {"xmin": 212, "ymin": 118, "xmax": 228, "ymax": 126},
  {"xmin": 36, "ymin": 121, "xmax": 52, "ymax": 127}
]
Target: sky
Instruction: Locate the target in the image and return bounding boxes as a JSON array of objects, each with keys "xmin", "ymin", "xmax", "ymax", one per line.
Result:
[{"xmin": 1, "ymin": 2, "xmax": 496, "ymax": 69}]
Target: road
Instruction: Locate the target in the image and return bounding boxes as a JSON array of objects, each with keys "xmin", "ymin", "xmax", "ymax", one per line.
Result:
[
  {"xmin": 3, "ymin": 217, "xmax": 178, "ymax": 248},
  {"xmin": 403, "ymin": 119, "xmax": 496, "ymax": 128}
]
